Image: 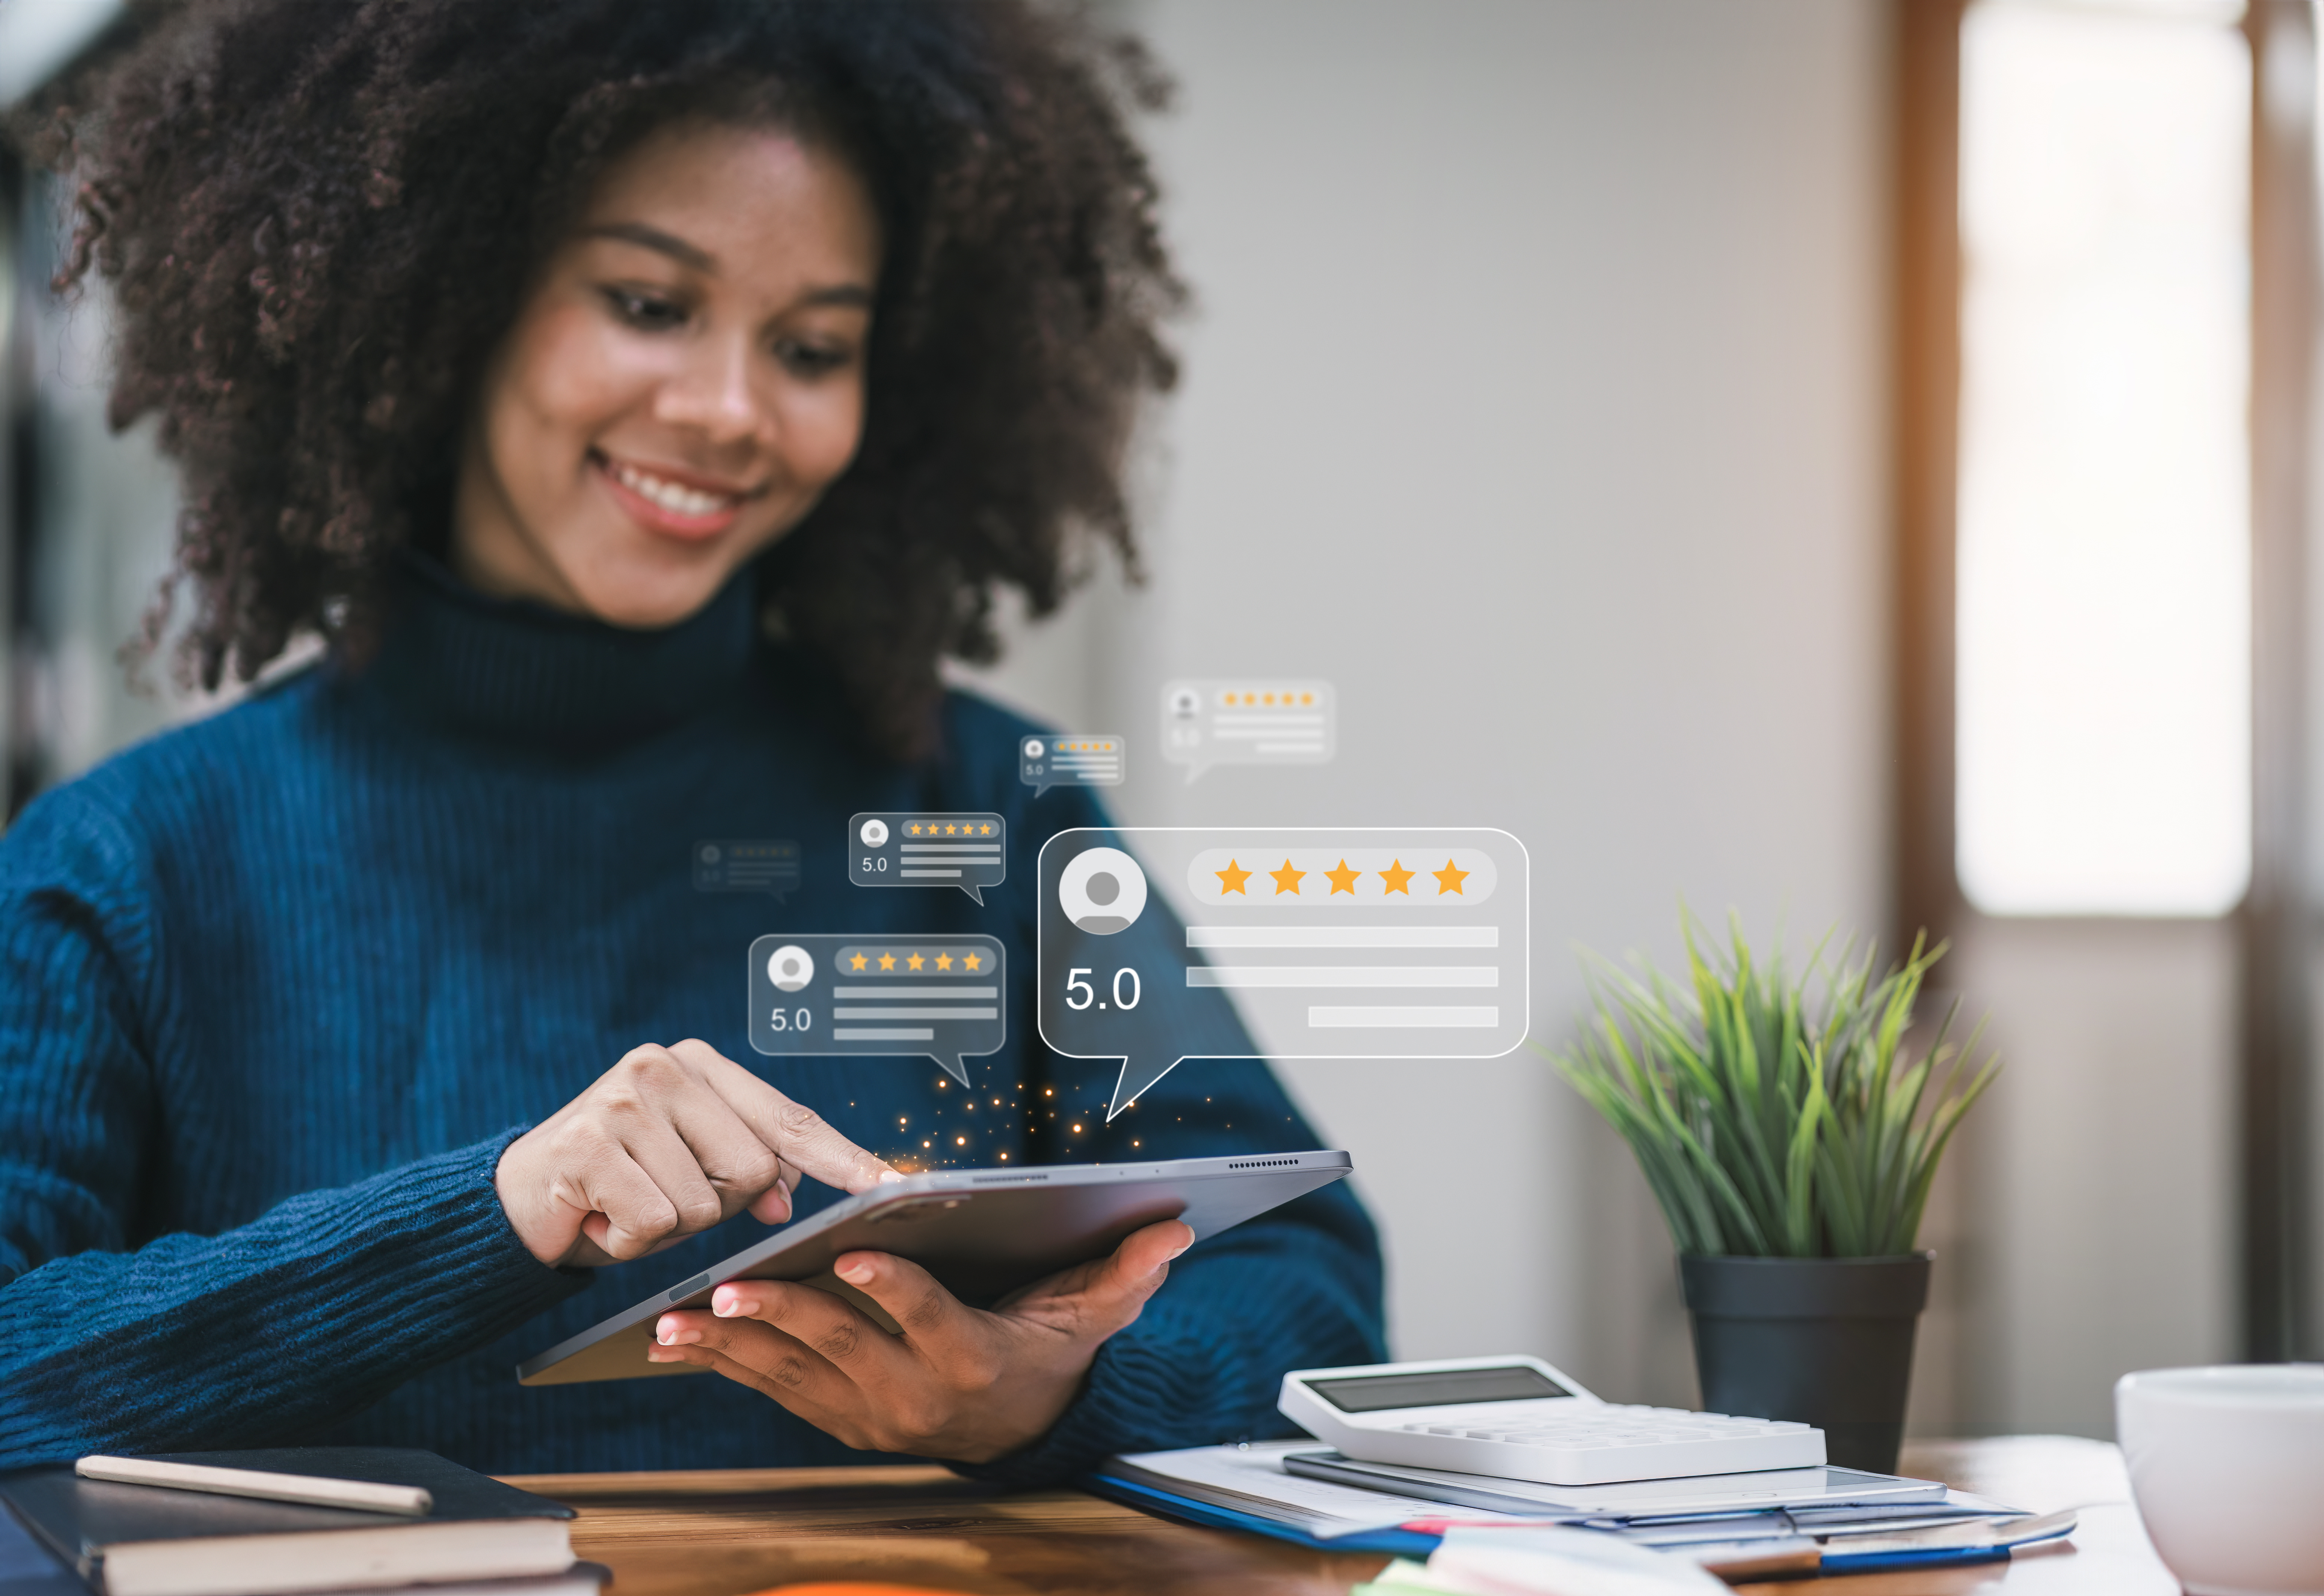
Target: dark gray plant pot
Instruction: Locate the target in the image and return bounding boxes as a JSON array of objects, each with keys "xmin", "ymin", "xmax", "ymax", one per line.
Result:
[{"xmin": 1678, "ymin": 1252, "xmax": 1932, "ymax": 1475}]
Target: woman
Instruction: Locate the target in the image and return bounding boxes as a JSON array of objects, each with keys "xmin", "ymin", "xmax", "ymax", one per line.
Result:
[{"xmin": 0, "ymin": 0, "xmax": 1382, "ymax": 1479}]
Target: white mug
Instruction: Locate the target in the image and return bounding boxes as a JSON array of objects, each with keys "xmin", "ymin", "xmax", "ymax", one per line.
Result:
[{"xmin": 2116, "ymin": 1364, "xmax": 2324, "ymax": 1596}]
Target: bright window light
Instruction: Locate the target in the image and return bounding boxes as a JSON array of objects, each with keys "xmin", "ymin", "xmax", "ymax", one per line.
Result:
[{"xmin": 1956, "ymin": 0, "xmax": 2252, "ymax": 917}]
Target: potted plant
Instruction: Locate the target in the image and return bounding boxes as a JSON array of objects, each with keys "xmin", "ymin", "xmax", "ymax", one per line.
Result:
[{"xmin": 1547, "ymin": 914, "xmax": 1998, "ymax": 1473}]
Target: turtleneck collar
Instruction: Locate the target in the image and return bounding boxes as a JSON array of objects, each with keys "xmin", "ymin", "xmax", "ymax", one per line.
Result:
[{"xmin": 366, "ymin": 552, "xmax": 760, "ymax": 745}]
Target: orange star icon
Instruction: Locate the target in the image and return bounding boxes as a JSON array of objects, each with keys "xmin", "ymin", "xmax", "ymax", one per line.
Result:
[
  {"xmin": 850, "ymin": 953, "xmax": 868, "ymax": 971},
  {"xmin": 878, "ymin": 952, "xmax": 896, "ymax": 971},
  {"xmin": 1380, "ymin": 859, "xmax": 1416, "ymax": 895},
  {"xmin": 1270, "ymin": 859, "xmax": 1306, "ymax": 895},
  {"xmin": 907, "ymin": 952, "xmax": 926, "ymax": 971},
  {"xmin": 1433, "ymin": 859, "xmax": 1470, "ymax": 895},
  {"xmin": 1216, "ymin": 859, "xmax": 1252, "ymax": 895},
  {"xmin": 945, "ymin": 823, "xmax": 958, "ymax": 835},
  {"xmin": 936, "ymin": 953, "xmax": 954, "ymax": 971},
  {"xmin": 964, "ymin": 952, "xmax": 982, "ymax": 971},
  {"xmin": 1324, "ymin": 859, "xmax": 1361, "ymax": 894}
]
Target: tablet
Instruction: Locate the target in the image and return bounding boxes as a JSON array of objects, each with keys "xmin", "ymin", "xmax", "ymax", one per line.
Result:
[{"xmin": 516, "ymin": 1149, "xmax": 1353, "ymax": 1386}]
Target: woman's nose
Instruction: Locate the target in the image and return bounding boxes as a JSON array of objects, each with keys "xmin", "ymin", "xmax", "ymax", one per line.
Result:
[{"xmin": 657, "ymin": 335, "xmax": 770, "ymax": 447}]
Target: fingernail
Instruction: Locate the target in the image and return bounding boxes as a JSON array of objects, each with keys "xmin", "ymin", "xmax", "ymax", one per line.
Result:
[
  {"xmin": 838, "ymin": 1260, "xmax": 875, "ymax": 1285},
  {"xmin": 657, "ymin": 1325, "xmax": 675, "ymax": 1345},
  {"xmin": 712, "ymin": 1291, "xmax": 735, "ymax": 1318},
  {"xmin": 877, "ymin": 1170, "xmax": 905, "ymax": 1186},
  {"xmin": 646, "ymin": 1349, "xmax": 669, "ymax": 1362}
]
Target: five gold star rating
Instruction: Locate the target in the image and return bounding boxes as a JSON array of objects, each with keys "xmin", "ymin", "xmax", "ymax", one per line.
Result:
[
  {"xmin": 903, "ymin": 821, "xmax": 997, "ymax": 836},
  {"xmin": 1218, "ymin": 689, "xmax": 1317, "ymax": 708},
  {"xmin": 843, "ymin": 948, "xmax": 987, "ymax": 973},
  {"xmin": 1215, "ymin": 856, "xmax": 1470, "ymax": 896}
]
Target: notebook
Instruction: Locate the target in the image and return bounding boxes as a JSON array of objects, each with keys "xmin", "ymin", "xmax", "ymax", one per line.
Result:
[{"xmin": 0, "ymin": 1449, "xmax": 575, "ymax": 1596}]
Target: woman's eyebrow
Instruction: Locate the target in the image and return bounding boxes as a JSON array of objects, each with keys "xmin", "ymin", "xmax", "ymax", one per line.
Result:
[{"xmin": 581, "ymin": 221, "xmax": 717, "ymax": 273}]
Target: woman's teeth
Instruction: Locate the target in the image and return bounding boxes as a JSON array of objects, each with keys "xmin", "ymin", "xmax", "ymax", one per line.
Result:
[{"xmin": 609, "ymin": 461, "xmax": 736, "ymax": 517}]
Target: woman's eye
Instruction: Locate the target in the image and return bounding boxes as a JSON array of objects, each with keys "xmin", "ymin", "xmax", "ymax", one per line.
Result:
[
  {"xmin": 602, "ymin": 289, "xmax": 687, "ymax": 331},
  {"xmin": 775, "ymin": 340, "xmax": 855, "ymax": 379}
]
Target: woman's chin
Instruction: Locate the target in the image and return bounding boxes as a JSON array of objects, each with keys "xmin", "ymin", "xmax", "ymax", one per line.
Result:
[{"xmin": 566, "ymin": 561, "xmax": 743, "ymax": 632}]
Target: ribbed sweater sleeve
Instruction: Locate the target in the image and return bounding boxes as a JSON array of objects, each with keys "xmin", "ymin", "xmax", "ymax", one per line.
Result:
[{"xmin": 0, "ymin": 790, "xmax": 585, "ymax": 1467}]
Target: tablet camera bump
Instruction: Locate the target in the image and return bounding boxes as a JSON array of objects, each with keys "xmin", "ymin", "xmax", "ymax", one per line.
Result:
[
  {"xmin": 766, "ymin": 944, "xmax": 816, "ymax": 992},
  {"xmin": 1058, "ymin": 846, "xmax": 1147, "ymax": 936}
]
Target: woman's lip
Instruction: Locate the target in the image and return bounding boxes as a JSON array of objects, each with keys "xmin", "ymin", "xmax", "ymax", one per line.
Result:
[
  {"xmin": 598, "ymin": 451, "xmax": 762, "ymax": 497},
  {"xmin": 592, "ymin": 454, "xmax": 743, "ymax": 541}
]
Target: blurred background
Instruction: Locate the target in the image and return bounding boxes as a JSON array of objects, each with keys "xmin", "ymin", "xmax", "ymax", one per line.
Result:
[{"xmin": 5, "ymin": 0, "xmax": 2321, "ymax": 1441}]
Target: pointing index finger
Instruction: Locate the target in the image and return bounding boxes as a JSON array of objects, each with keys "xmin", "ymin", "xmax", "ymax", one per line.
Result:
[{"xmin": 673, "ymin": 1039, "xmax": 900, "ymax": 1194}]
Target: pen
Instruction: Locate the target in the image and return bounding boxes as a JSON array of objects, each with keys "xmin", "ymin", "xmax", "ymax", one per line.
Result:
[{"xmin": 74, "ymin": 1456, "xmax": 435, "ymax": 1518}]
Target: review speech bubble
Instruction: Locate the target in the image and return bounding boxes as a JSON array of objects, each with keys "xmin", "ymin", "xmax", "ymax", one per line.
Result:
[
  {"xmin": 848, "ymin": 812, "xmax": 1004, "ymax": 905},
  {"xmin": 1159, "ymin": 680, "xmax": 1336, "ymax": 784},
  {"xmin": 748, "ymin": 932, "xmax": 1004, "ymax": 1089},
  {"xmin": 1038, "ymin": 828, "xmax": 1527, "ymax": 1117},
  {"xmin": 1019, "ymin": 733, "xmax": 1127, "ymax": 798},
  {"xmin": 693, "ymin": 839, "xmax": 801, "ymax": 903}
]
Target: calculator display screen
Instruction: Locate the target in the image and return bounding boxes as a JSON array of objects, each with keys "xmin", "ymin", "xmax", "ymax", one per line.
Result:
[{"xmin": 1307, "ymin": 1366, "xmax": 1572, "ymax": 1412}]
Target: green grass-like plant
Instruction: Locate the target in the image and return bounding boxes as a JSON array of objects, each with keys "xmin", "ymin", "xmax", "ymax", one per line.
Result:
[{"xmin": 1547, "ymin": 913, "xmax": 1999, "ymax": 1259}]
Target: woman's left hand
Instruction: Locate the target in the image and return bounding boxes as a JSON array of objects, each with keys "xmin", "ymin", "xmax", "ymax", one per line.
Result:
[{"xmin": 644, "ymin": 1218, "xmax": 1195, "ymax": 1462}]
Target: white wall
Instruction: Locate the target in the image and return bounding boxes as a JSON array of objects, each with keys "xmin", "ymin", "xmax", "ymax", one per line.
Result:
[
  {"xmin": 964, "ymin": 0, "xmax": 1893, "ymax": 1406},
  {"xmin": 1948, "ymin": 918, "xmax": 2239, "ymax": 1435}
]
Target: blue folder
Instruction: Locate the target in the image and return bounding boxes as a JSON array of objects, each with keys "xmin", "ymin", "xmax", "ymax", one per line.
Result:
[{"xmin": 1082, "ymin": 1471, "xmax": 1443, "ymax": 1558}]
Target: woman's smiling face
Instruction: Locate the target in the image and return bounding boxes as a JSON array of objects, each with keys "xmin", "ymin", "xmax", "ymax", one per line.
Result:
[{"xmin": 452, "ymin": 118, "xmax": 881, "ymax": 627}]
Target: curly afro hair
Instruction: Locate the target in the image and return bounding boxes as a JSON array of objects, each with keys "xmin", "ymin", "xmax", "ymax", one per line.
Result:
[{"xmin": 21, "ymin": 0, "xmax": 1181, "ymax": 759}]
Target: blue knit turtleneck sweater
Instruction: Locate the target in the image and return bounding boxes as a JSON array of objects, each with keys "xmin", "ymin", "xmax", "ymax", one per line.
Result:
[{"xmin": 0, "ymin": 562, "xmax": 1383, "ymax": 1479}]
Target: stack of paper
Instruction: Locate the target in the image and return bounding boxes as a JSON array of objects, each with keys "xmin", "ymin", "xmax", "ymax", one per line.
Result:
[{"xmin": 1088, "ymin": 1441, "xmax": 2075, "ymax": 1581}]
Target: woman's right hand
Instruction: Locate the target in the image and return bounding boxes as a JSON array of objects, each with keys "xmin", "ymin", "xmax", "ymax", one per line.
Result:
[{"xmin": 495, "ymin": 1038, "xmax": 898, "ymax": 1268}]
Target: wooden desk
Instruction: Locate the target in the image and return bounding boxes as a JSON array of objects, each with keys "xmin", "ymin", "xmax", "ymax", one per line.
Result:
[{"xmin": 506, "ymin": 1435, "xmax": 2176, "ymax": 1596}]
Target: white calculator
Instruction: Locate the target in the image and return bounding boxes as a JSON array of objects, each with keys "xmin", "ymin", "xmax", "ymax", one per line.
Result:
[{"xmin": 1278, "ymin": 1354, "xmax": 1826, "ymax": 1487}]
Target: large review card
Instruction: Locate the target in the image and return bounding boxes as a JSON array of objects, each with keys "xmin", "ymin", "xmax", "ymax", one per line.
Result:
[{"xmin": 1037, "ymin": 828, "xmax": 1528, "ymax": 1115}]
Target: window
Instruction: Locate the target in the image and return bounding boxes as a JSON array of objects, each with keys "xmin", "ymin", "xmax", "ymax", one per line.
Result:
[{"xmin": 1954, "ymin": 0, "xmax": 2252, "ymax": 916}]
